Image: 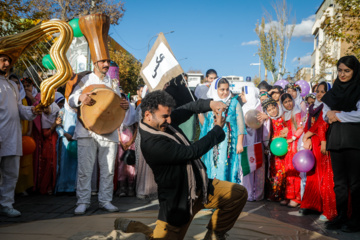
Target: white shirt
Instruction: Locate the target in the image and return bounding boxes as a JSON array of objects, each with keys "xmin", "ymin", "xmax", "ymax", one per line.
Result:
[
  {"xmin": 68, "ymin": 72, "xmax": 122, "ymax": 142},
  {"xmin": 0, "ymin": 75, "xmax": 36, "ymax": 157},
  {"xmin": 322, "ymin": 100, "xmax": 360, "ymax": 123}
]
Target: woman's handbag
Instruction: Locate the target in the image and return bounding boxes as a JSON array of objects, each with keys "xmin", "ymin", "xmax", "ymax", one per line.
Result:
[{"xmin": 121, "ymin": 149, "xmax": 136, "ymax": 165}]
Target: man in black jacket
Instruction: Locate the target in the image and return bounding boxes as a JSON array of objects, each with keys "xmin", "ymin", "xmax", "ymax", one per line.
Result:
[{"xmin": 115, "ymin": 91, "xmax": 247, "ymax": 240}]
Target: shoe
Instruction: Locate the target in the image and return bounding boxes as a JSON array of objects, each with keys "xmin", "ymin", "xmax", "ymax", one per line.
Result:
[
  {"xmin": 101, "ymin": 202, "xmax": 119, "ymax": 212},
  {"xmin": 325, "ymin": 214, "xmax": 347, "ymax": 230},
  {"xmin": 203, "ymin": 229, "xmax": 229, "ymax": 240},
  {"xmin": 341, "ymin": 219, "xmax": 360, "ymax": 233},
  {"xmin": 280, "ymin": 200, "xmax": 289, "ymax": 206},
  {"xmin": 74, "ymin": 204, "xmax": 89, "ymax": 215},
  {"xmin": 319, "ymin": 214, "xmax": 329, "ymax": 222},
  {"xmin": 299, "ymin": 208, "xmax": 319, "ymax": 215},
  {"xmin": 287, "ymin": 200, "xmax": 299, "ymax": 208},
  {"xmin": 118, "ymin": 187, "xmax": 127, "ymax": 197},
  {"xmin": 0, "ymin": 206, "xmax": 21, "ymax": 217}
]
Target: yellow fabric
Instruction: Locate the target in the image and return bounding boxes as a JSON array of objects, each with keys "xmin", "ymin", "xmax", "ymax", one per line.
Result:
[{"xmin": 15, "ymin": 98, "xmax": 34, "ymax": 193}]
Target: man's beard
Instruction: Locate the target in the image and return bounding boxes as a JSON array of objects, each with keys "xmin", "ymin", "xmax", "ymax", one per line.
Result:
[{"xmin": 0, "ymin": 69, "xmax": 6, "ymax": 75}]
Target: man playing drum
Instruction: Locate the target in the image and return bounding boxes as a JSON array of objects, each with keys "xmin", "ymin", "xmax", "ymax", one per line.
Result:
[{"xmin": 68, "ymin": 14, "xmax": 129, "ymax": 215}]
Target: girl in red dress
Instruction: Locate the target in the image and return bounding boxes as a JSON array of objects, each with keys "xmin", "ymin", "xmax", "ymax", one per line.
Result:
[
  {"xmin": 280, "ymin": 93, "xmax": 304, "ymax": 207},
  {"xmin": 300, "ymin": 82, "xmax": 337, "ymax": 221},
  {"xmin": 261, "ymin": 98, "xmax": 288, "ymax": 202}
]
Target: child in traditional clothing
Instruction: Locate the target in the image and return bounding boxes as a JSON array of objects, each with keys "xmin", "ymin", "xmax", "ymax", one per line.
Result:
[
  {"xmin": 280, "ymin": 93, "xmax": 304, "ymax": 207},
  {"xmin": 39, "ymin": 101, "xmax": 60, "ymax": 194},
  {"xmin": 262, "ymin": 98, "xmax": 288, "ymax": 202},
  {"xmin": 300, "ymin": 82, "xmax": 337, "ymax": 221}
]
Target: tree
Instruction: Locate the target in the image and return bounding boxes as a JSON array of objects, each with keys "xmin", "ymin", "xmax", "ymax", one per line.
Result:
[
  {"xmin": 252, "ymin": 75, "xmax": 261, "ymax": 87},
  {"xmin": 255, "ymin": 17, "xmax": 278, "ymax": 82},
  {"xmin": 322, "ymin": 0, "xmax": 360, "ymax": 63},
  {"xmin": 109, "ymin": 47, "xmax": 142, "ymax": 95},
  {"xmin": 255, "ymin": 0, "xmax": 295, "ymax": 81},
  {"xmin": 32, "ymin": 0, "xmax": 125, "ymax": 24}
]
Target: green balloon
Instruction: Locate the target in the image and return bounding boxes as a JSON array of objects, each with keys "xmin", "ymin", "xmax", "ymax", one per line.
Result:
[
  {"xmin": 67, "ymin": 140, "xmax": 78, "ymax": 158},
  {"xmin": 69, "ymin": 18, "xmax": 83, "ymax": 38},
  {"xmin": 42, "ymin": 54, "xmax": 56, "ymax": 70},
  {"xmin": 270, "ymin": 137, "xmax": 288, "ymax": 156}
]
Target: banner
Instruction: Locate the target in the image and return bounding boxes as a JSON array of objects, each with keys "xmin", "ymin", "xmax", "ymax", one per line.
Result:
[{"xmin": 140, "ymin": 33, "xmax": 183, "ymax": 91}]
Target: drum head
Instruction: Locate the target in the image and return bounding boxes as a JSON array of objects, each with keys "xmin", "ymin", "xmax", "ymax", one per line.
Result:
[{"xmin": 81, "ymin": 88, "xmax": 125, "ymax": 134}]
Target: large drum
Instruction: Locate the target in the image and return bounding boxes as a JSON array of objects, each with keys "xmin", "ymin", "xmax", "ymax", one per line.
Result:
[{"xmin": 79, "ymin": 84, "xmax": 125, "ymax": 135}]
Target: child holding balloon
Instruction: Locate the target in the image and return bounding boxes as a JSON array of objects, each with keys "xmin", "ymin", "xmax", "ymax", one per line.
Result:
[
  {"xmin": 261, "ymin": 98, "xmax": 288, "ymax": 202},
  {"xmin": 280, "ymin": 93, "xmax": 304, "ymax": 208},
  {"xmin": 300, "ymin": 82, "xmax": 337, "ymax": 221}
]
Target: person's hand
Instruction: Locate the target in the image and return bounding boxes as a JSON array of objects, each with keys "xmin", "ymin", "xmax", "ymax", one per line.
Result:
[
  {"xmin": 280, "ymin": 127, "xmax": 288, "ymax": 138},
  {"xmin": 214, "ymin": 110, "xmax": 225, "ymax": 128},
  {"xmin": 120, "ymin": 98, "xmax": 129, "ymax": 110},
  {"xmin": 287, "ymin": 138, "xmax": 293, "ymax": 143},
  {"xmin": 63, "ymin": 133, "xmax": 72, "ymax": 141},
  {"xmin": 210, "ymin": 101, "xmax": 227, "ymax": 115},
  {"xmin": 321, "ymin": 141, "xmax": 327, "ymax": 155},
  {"xmin": 43, "ymin": 106, "xmax": 51, "ymax": 115},
  {"xmin": 55, "ymin": 117, "xmax": 62, "ymax": 125},
  {"xmin": 327, "ymin": 110, "xmax": 340, "ymax": 124},
  {"xmin": 257, "ymin": 112, "xmax": 269, "ymax": 122},
  {"xmin": 79, "ymin": 92, "xmax": 96, "ymax": 106},
  {"xmin": 236, "ymin": 142, "xmax": 244, "ymax": 154},
  {"xmin": 31, "ymin": 105, "xmax": 43, "ymax": 115},
  {"xmin": 303, "ymin": 138, "xmax": 312, "ymax": 150}
]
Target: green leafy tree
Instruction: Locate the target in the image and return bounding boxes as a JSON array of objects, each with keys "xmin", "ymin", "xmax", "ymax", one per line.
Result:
[{"xmin": 322, "ymin": 0, "xmax": 360, "ymax": 63}]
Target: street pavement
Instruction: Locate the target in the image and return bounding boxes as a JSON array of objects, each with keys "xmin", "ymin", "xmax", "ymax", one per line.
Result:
[{"xmin": 0, "ymin": 193, "xmax": 359, "ymax": 239}]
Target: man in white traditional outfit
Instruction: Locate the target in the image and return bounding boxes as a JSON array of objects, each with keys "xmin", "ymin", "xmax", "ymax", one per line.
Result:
[
  {"xmin": 68, "ymin": 14, "xmax": 129, "ymax": 214},
  {"xmin": 0, "ymin": 54, "xmax": 39, "ymax": 217}
]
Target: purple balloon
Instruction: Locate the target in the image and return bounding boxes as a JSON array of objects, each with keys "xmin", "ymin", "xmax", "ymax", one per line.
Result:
[
  {"xmin": 292, "ymin": 149, "xmax": 315, "ymax": 172},
  {"xmin": 296, "ymin": 80, "xmax": 310, "ymax": 97},
  {"xmin": 274, "ymin": 79, "xmax": 289, "ymax": 89}
]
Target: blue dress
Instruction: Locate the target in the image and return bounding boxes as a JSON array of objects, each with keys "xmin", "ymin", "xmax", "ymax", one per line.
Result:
[
  {"xmin": 55, "ymin": 106, "xmax": 78, "ymax": 193},
  {"xmin": 200, "ymin": 97, "xmax": 246, "ymax": 182}
]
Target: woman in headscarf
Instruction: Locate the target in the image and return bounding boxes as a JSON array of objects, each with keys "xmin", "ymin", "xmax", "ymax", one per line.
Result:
[
  {"xmin": 299, "ymin": 81, "xmax": 337, "ymax": 222},
  {"xmin": 321, "ymin": 55, "xmax": 360, "ymax": 232},
  {"xmin": 280, "ymin": 93, "xmax": 304, "ymax": 207},
  {"xmin": 238, "ymin": 86, "xmax": 265, "ymax": 201},
  {"xmin": 200, "ymin": 77, "xmax": 246, "ymax": 182},
  {"xmin": 285, "ymin": 83, "xmax": 307, "ymax": 120},
  {"xmin": 262, "ymin": 98, "xmax": 287, "ymax": 202}
]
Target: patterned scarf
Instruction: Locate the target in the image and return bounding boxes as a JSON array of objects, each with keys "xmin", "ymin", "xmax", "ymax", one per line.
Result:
[{"xmin": 139, "ymin": 122, "xmax": 209, "ymax": 215}]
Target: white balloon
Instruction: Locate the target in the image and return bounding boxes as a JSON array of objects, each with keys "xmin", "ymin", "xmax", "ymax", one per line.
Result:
[{"xmin": 245, "ymin": 109, "xmax": 263, "ymax": 129}]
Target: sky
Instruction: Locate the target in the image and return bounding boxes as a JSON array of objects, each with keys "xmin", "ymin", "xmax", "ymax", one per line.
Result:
[{"xmin": 111, "ymin": 0, "xmax": 324, "ymax": 83}]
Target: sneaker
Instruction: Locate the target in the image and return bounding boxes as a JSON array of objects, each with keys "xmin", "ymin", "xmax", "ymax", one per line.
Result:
[
  {"xmin": 101, "ymin": 202, "xmax": 119, "ymax": 212},
  {"xmin": 203, "ymin": 229, "xmax": 229, "ymax": 240},
  {"xmin": 74, "ymin": 204, "xmax": 89, "ymax": 215},
  {"xmin": 118, "ymin": 187, "xmax": 127, "ymax": 197},
  {"xmin": 319, "ymin": 214, "xmax": 329, "ymax": 222},
  {"xmin": 0, "ymin": 206, "xmax": 21, "ymax": 217}
]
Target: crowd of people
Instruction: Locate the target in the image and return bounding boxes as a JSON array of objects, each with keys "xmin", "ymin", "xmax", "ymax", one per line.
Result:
[{"xmin": 1, "ymin": 53, "xmax": 360, "ymax": 237}]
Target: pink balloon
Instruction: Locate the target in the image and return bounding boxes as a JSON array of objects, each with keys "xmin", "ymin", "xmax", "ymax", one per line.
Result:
[{"xmin": 292, "ymin": 149, "xmax": 315, "ymax": 172}]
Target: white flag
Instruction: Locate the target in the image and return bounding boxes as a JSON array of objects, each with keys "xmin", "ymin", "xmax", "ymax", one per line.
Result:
[{"xmin": 140, "ymin": 33, "xmax": 183, "ymax": 91}]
